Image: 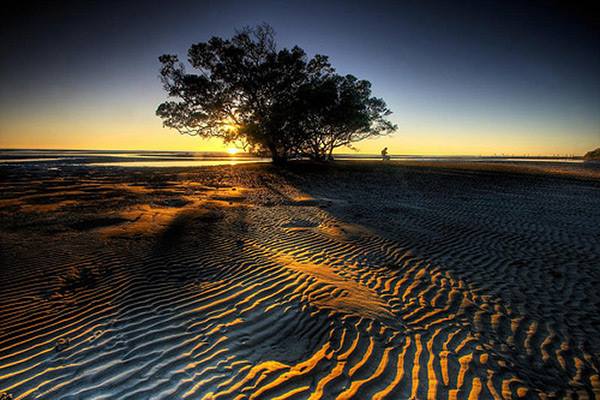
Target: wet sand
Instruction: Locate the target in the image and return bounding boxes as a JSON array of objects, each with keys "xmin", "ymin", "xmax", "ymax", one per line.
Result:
[{"xmin": 1, "ymin": 161, "xmax": 599, "ymax": 399}]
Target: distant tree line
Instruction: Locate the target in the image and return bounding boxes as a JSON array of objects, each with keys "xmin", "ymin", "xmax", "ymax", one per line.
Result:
[{"xmin": 157, "ymin": 24, "xmax": 397, "ymax": 163}]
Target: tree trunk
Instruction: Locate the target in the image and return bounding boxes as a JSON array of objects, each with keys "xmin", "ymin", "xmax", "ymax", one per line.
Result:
[
  {"xmin": 268, "ymin": 143, "xmax": 287, "ymax": 165},
  {"xmin": 327, "ymin": 144, "xmax": 335, "ymax": 160}
]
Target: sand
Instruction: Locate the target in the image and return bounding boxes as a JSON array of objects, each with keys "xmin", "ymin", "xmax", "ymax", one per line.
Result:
[{"xmin": 1, "ymin": 160, "xmax": 599, "ymax": 399}]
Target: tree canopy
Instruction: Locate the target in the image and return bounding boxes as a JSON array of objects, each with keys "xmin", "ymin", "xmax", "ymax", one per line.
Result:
[{"xmin": 157, "ymin": 24, "xmax": 397, "ymax": 163}]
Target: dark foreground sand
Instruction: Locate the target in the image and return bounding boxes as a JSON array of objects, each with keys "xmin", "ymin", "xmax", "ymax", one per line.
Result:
[{"xmin": 1, "ymin": 161, "xmax": 599, "ymax": 399}]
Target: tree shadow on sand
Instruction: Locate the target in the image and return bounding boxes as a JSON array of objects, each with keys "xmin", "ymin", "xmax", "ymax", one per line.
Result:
[{"xmin": 275, "ymin": 161, "xmax": 600, "ymax": 398}]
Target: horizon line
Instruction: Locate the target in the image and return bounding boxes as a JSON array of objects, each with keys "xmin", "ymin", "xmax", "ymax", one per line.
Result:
[{"xmin": 0, "ymin": 147, "xmax": 585, "ymax": 158}]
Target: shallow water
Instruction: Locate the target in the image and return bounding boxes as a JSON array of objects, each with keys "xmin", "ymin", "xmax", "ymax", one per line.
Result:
[
  {"xmin": 90, "ymin": 159, "xmax": 271, "ymax": 167},
  {"xmin": 0, "ymin": 150, "xmax": 268, "ymax": 167},
  {"xmin": 0, "ymin": 149, "xmax": 584, "ymax": 167},
  {"xmin": 335, "ymin": 155, "xmax": 584, "ymax": 163}
]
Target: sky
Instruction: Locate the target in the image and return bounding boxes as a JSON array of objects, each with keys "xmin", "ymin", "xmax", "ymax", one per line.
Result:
[{"xmin": 1, "ymin": 0, "xmax": 599, "ymax": 155}]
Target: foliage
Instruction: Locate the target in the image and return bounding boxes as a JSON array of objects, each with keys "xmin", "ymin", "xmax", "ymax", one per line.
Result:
[
  {"xmin": 157, "ymin": 24, "xmax": 396, "ymax": 162},
  {"xmin": 291, "ymin": 74, "xmax": 396, "ymax": 160},
  {"xmin": 584, "ymin": 147, "xmax": 600, "ymax": 160}
]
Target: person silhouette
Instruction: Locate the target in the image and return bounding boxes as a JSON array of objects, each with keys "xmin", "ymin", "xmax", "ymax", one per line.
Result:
[{"xmin": 381, "ymin": 147, "xmax": 390, "ymax": 161}]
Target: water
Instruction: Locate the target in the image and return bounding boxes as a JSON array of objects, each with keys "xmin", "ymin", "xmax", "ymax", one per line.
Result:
[
  {"xmin": 0, "ymin": 150, "xmax": 270, "ymax": 167},
  {"xmin": 0, "ymin": 149, "xmax": 584, "ymax": 167},
  {"xmin": 334, "ymin": 154, "xmax": 584, "ymax": 163},
  {"xmin": 90, "ymin": 159, "xmax": 269, "ymax": 167}
]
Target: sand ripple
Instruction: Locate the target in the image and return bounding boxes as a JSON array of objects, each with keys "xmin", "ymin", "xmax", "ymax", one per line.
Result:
[{"xmin": 1, "ymin": 163, "xmax": 599, "ymax": 399}]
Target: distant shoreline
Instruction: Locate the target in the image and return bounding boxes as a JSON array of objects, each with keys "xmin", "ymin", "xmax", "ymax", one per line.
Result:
[
  {"xmin": 0, "ymin": 149, "xmax": 588, "ymax": 169},
  {"xmin": 0, "ymin": 148, "xmax": 585, "ymax": 159}
]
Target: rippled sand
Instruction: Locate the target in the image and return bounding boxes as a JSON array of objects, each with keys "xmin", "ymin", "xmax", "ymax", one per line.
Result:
[{"xmin": 1, "ymin": 161, "xmax": 599, "ymax": 399}]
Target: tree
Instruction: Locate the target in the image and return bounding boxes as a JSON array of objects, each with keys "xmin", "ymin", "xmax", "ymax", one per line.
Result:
[
  {"xmin": 156, "ymin": 24, "xmax": 396, "ymax": 163},
  {"xmin": 292, "ymin": 74, "xmax": 396, "ymax": 160}
]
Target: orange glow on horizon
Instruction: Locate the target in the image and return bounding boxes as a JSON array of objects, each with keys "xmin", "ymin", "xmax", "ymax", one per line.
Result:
[{"xmin": 0, "ymin": 112, "xmax": 595, "ymax": 156}]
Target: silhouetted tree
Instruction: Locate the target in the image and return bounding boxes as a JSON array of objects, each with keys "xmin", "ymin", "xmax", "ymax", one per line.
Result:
[
  {"xmin": 157, "ymin": 24, "xmax": 396, "ymax": 163},
  {"xmin": 291, "ymin": 74, "xmax": 396, "ymax": 160}
]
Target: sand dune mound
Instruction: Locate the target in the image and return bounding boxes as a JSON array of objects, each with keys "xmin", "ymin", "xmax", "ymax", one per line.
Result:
[{"xmin": 0, "ymin": 162, "xmax": 599, "ymax": 399}]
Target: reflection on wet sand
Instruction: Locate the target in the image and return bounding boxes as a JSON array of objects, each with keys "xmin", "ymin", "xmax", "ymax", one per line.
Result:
[
  {"xmin": 0, "ymin": 161, "xmax": 599, "ymax": 399},
  {"xmin": 89, "ymin": 159, "xmax": 270, "ymax": 168}
]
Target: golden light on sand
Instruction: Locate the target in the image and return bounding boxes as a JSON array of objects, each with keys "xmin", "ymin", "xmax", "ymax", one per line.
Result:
[
  {"xmin": 1, "ymin": 162, "xmax": 599, "ymax": 398},
  {"xmin": 227, "ymin": 148, "xmax": 240, "ymax": 155}
]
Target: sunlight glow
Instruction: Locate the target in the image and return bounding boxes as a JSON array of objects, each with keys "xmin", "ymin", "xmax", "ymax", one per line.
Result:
[{"xmin": 227, "ymin": 147, "xmax": 240, "ymax": 155}]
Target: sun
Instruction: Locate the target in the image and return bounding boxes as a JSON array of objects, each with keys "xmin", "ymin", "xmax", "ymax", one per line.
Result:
[{"xmin": 227, "ymin": 148, "xmax": 239, "ymax": 155}]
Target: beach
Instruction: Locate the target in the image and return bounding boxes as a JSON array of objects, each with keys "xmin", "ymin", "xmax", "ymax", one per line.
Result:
[{"xmin": 1, "ymin": 160, "xmax": 599, "ymax": 399}]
